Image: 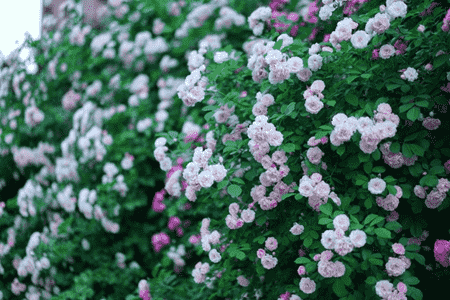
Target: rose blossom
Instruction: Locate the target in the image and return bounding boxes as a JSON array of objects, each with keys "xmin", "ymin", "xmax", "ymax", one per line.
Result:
[{"xmin": 299, "ymin": 277, "xmax": 316, "ymax": 294}]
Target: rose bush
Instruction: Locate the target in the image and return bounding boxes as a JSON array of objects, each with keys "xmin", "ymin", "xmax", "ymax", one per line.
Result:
[{"xmin": 1, "ymin": 0, "xmax": 450, "ymax": 299}]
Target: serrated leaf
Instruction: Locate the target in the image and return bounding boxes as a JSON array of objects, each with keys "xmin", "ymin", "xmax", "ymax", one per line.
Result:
[
  {"xmin": 374, "ymin": 228, "xmax": 391, "ymax": 239},
  {"xmin": 348, "ymin": 205, "xmax": 360, "ymax": 214},
  {"xmin": 414, "ymin": 100, "xmax": 428, "ymax": 108},
  {"xmin": 386, "ymin": 84, "xmax": 401, "ymax": 91},
  {"xmin": 364, "ymin": 198, "xmax": 372, "ymax": 209},
  {"xmin": 346, "ymin": 76, "xmax": 359, "ymax": 84},
  {"xmin": 361, "ymin": 73, "xmax": 372, "ymax": 79},
  {"xmin": 227, "ymin": 184, "xmax": 242, "ymax": 198},
  {"xmin": 401, "ymin": 85, "xmax": 411, "ymax": 93}
]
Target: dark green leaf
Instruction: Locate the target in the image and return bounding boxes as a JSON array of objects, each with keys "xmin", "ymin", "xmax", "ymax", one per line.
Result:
[
  {"xmin": 407, "ymin": 107, "xmax": 420, "ymax": 121},
  {"xmin": 295, "ymin": 257, "xmax": 311, "ymax": 264},
  {"xmin": 319, "ymin": 202, "xmax": 333, "ymax": 215},
  {"xmin": 374, "ymin": 228, "xmax": 391, "ymax": 239},
  {"xmin": 332, "ymin": 279, "xmax": 348, "ymax": 297}
]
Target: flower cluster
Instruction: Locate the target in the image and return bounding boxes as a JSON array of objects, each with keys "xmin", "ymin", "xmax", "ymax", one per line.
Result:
[
  {"xmin": 248, "ymin": 7, "xmax": 272, "ymax": 36},
  {"xmin": 298, "ymin": 173, "xmax": 337, "ymax": 211},
  {"xmin": 375, "ymin": 280, "xmax": 407, "ymax": 300}
]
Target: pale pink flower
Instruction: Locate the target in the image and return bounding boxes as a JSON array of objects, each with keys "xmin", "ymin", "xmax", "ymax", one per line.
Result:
[
  {"xmin": 290, "ymin": 222, "xmax": 304, "ymax": 235},
  {"xmin": 306, "ymin": 147, "xmax": 324, "ymax": 165},
  {"xmin": 351, "ymin": 31, "xmax": 371, "ymax": 49},
  {"xmin": 314, "ymin": 181, "xmax": 330, "ymax": 198},
  {"xmin": 296, "ymin": 68, "xmax": 312, "ymax": 82},
  {"xmin": 305, "ymin": 96, "xmax": 324, "ymax": 114},
  {"xmin": 237, "ymin": 275, "xmax": 250, "ymax": 287},
  {"xmin": 386, "ymin": 1, "xmax": 408, "ymax": 20},
  {"xmin": 333, "ymin": 214, "xmax": 350, "ymax": 231},
  {"xmin": 349, "ymin": 230, "xmax": 367, "ymax": 248},
  {"xmin": 307, "ymin": 54, "xmax": 323, "ymax": 72},
  {"xmin": 368, "ymin": 178, "xmax": 386, "ymax": 194},
  {"xmin": 257, "ymin": 248, "xmax": 266, "ymax": 258},
  {"xmin": 299, "ymin": 277, "xmax": 316, "ymax": 294},
  {"xmin": 259, "ymin": 93, "xmax": 275, "ymax": 106},
  {"xmin": 321, "ymin": 230, "xmax": 336, "ymax": 249},
  {"xmin": 379, "ymin": 44, "xmax": 396, "ymax": 59},
  {"xmin": 241, "ymin": 209, "xmax": 255, "ymax": 223},
  {"xmin": 403, "ymin": 67, "xmax": 418, "ymax": 82},
  {"xmin": 209, "ymin": 249, "xmax": 221, "ymax": 263},
  {"xmin": 392, "ymin": 243, "xmax": 405, "ymax": 255},
  {"xmin": 287, "ymin": 57, "xmax": 304, "ymax": 73},
  {"xmin": 372, "ymin": 13, "xmax": 391, "ymax": 34},
  {"xmin": 261, "ymin": 254, "xmax": 278, "ymax": 269},
  {"xmin": 425, "ymin": 190, "xmax": 446, "ymax": 209},
  {"xmin": 385, "ymin": 257, "xmax": 407, "ymax": 277},
  {"xmin": 268, "ymin": 61, "xmax": 291, "ymax": 85},
  {"xmin": 265, "ymin": 237, "xmax": 278, "ymax": 251},
  {"xmin": 414, "ymin": 185, "xmax": 426, "ymax": 199},
  {"xmin": 375, "ymin": 280, "xmax": 394, "ymax": 298}
]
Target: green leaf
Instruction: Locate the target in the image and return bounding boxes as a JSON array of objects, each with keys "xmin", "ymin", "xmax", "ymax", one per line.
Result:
[
  {"xmin": 235, "ymin": 250, "xmax": 246, "ymax": 260},
  {"xmin": 304, "ymin": 237, "xmax": 312, "ymax": 248},
  {"xmin": 326, "ymin": 100, "xmax": 336, "ymax": 106},
  {"xmin": 368, "ymin": 258, "xmax": 384, "ymax": 266},
  {"xmin": 315, "ymin": 131, "xmax": 329, "ymax": 139},
  {"xmin": 413, "ymin": 253, "xmax": 425, "ymax": 265},
  {"xmin": 273, "ymin": 39, "xmax": 283, "ymax": 50},
  {"xmin": 348, "ymin": 205, "xmax": 360, "ymax": 214},
  {"xmin": 363, "ymin": 214, "xmax": 378, "ymax": 225},
  {"xmin": 332, "ymin": 279, "xmax": 348, "ymax": 297},
  {"xmin": 295, "ymin": 257, "xmax": 311, "ymax": 264},
  {"xmin": 401, "ymin": 85, "xmax": 411, "ymax": 93},
  {"xmin": 370, "ymin": 216, "xmax": 385, "ymax": 227},
  {"xmin": 253, "ymin": 236, "xmax": 265, "ymax": 244},
  {"xmin": 319, "ymin": 218, "xmax": 332, "ymax": 225},
  {"xmin": 404, "ymin": 277, "xmax": 420, "ymax": 285},
  {"xmin": 319, "ymin": 202, "xmax": 333, "ymax": 215},
  {"xmin": 387, "ymin": 185, "xmax": 397, "ymax": 195},
  {"xmin": 58, "ymin": 216, "xmax": 74, "ymax": 235},
  {"xmin": 414, "ymin": 100, "xmax": 428, "ymax": 108},
  {"xmin": 409, "ymin": 144, "xmax": 424, "ymax": 156},
  {"xmin": 389, "ymin": 142, "xmax": 401, "ymax": 153},
  {"xmin": 399, "ymin": 103, "xmax": 415, "ymax": 113},
  {"xmin": 372, "ymin": 166, "xmax": 386, "ymax": 173},
  {"xmin": 374, "ymin": 228, "xmax": 391, "ymax": 239},
  {"xmin": 231, "ymin": 177, "xmax": 245, "ymax": 185},
  {"xmin": 217, "ymin": 180, "xmax": 229, "ymax": 190},
  {"xmin": 282, "ymin": 143, "xmax": 296, "ymax": 153},
  {"xmin": 346, "ymin": 76, "xmax": 359, "ymax": 84},
  {"xmin": 363, "ymin": 162, "xmax": 373, "ymax": 174},
  {"xmin": 407, "ymin": 286, "xmax": 423, "ymax": 300},
  {"xmin": 429, "ymin": 166, "xmax": 444, "ymax": 175},
  {"xmin": 386, "ymin": 84, "xmax": 401, "ymax": 91},
  {"xmin": 406, "ymin": 244, "xmax": 420, "ymax": 251},
  {"xmin": 285, "ymin": 102, "xmax": 295, "ymax": 115},
  {"xmin": 434, "ymin": 53, "xmax": 450, "ymax": 69},
  {"xmin": 402, "ymin": 143, "xmax": 414, "ymax": 158},
  {"xmin": 364, "ymin": 198, "xmax": 372, "ymax": 209},
  {"xmin": 345, "ymin": 94, "xmax": 359, "ymax": 106},
  {"xmin": 365, "ymin": 276, "xmax": 377, "ymax": 285},
  {"xmin": 204, "ymin": 111, "xmax": 215, "ymax": 121},
  {"xmin": 227, "ymin": 184, "xmax": 242, "ymax": 198},
  {"xmin": 371, "ymin": 149, "xmax": 381, "ymax": 161},
  {"xmin": 361, "ymin": 73, "xmax": 372, "ymax": 79},
  {"xmin": 385, "ymin": 221, "xmax": 402, "ymax": 231},
  {"xmin": 337, "ymin": 145, "xmax": 345, "ymax": 156},
  {"xmin": 407, "ymin": 107, "xmax": 420, "ymax": 121},
  {"xmin": 420, "ymin": 174, "xmax": 438, "ymax": 187}
]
